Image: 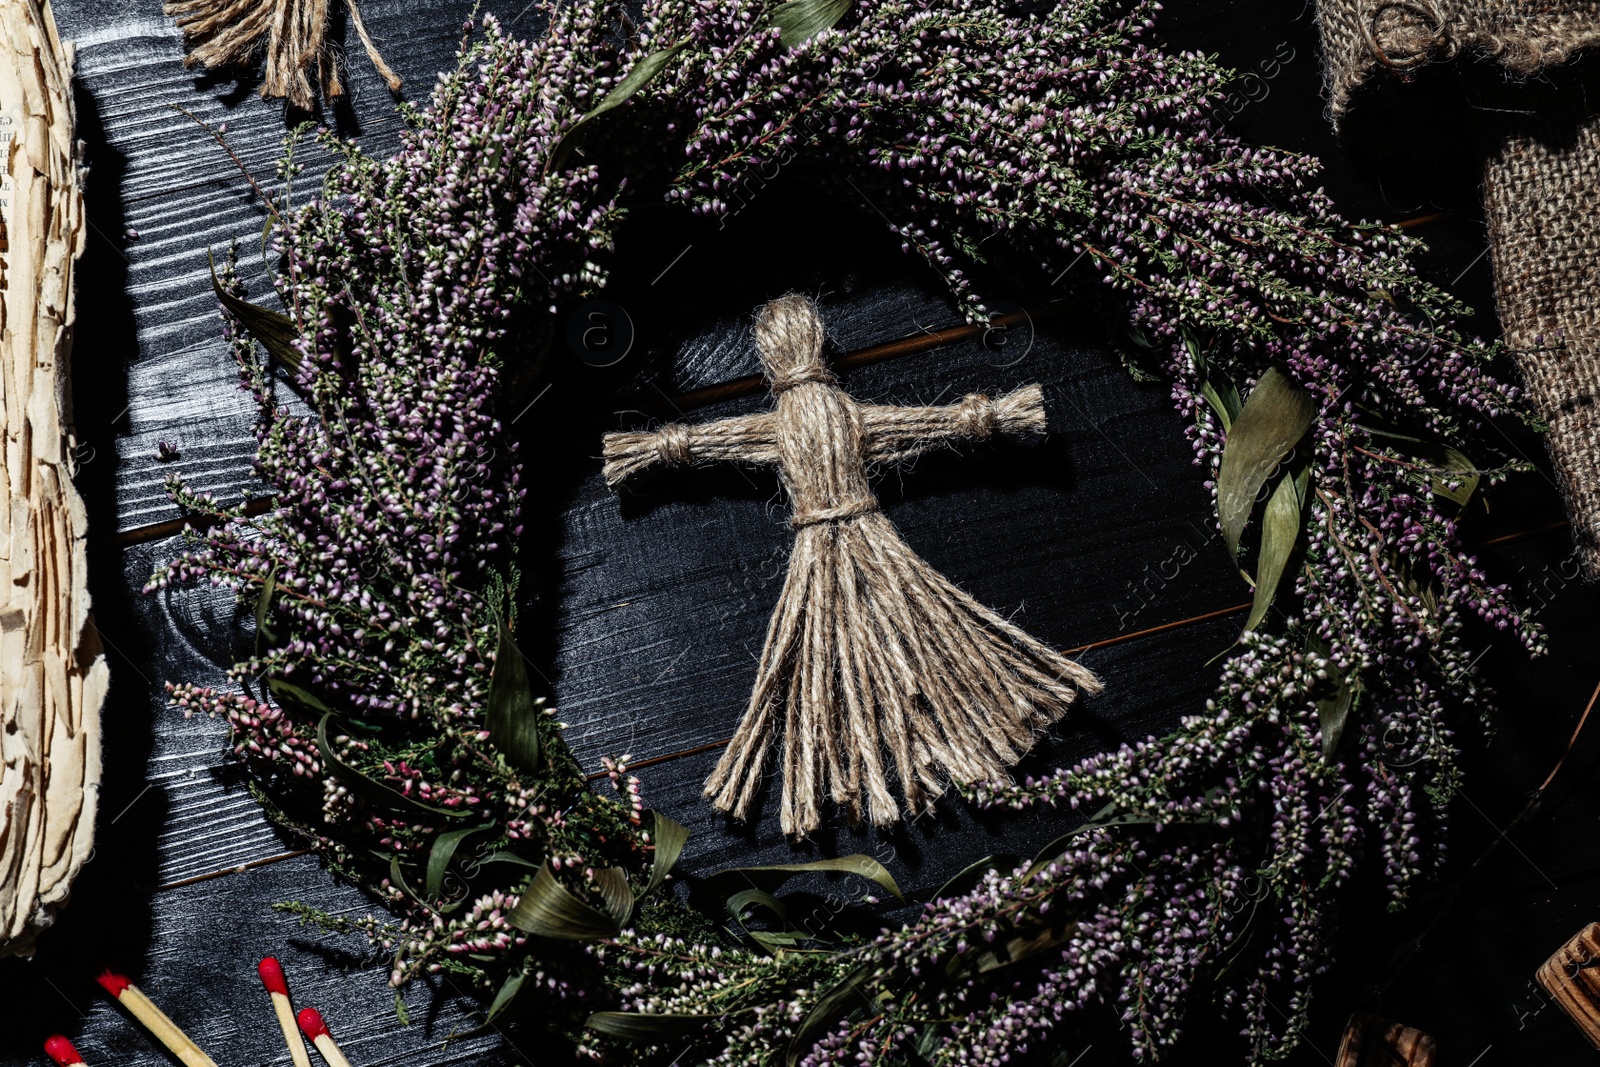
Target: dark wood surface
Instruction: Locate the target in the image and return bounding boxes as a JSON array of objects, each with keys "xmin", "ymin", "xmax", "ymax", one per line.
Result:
[{"xmin": 4, "ymin": 2, "xmax": 1600, "ymax": 1065}]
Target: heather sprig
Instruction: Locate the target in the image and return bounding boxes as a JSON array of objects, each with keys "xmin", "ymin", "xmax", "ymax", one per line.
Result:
[{"xmin": 151, "ymin": 1, "xmax": 1539, "ymax": 1063}]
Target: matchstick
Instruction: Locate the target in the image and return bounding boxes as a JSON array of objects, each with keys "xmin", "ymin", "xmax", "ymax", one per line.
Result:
[
  {"xmin": 298, "ymin": 1007, "xmax": 355, "ymax": 1067},
  {"xmin": 43, "ymin": 1035, "xmax": 85, "ymax": 1066},
  {"xmin": 259, "ymin": 957, "xmax": 314, "ymax": 1067},
  {"xmin": 95, "ymin": 968, "xmax": 221, "ymax": 1067}
]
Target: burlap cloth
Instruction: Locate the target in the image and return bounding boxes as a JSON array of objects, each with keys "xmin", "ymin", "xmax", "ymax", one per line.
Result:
[{"xmin": 1315, "ymin": 1, "xmax": 1600, "ymax": 572}]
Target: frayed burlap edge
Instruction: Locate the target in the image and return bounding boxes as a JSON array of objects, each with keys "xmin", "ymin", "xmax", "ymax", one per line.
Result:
[{"xmin": 1317, "ymin": 1, "xmax": 1600, "ymax": 123}]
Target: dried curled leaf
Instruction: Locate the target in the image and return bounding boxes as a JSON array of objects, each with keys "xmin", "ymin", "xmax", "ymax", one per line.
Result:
[
  {"xmin": 643, "ymin": 810, "xmax": 689, "ymax": 897},
  {"xmin": 769, "ymin": 0, "xmax": 853, "ymax": 47},
  {"xmin": 426, "ymin": 823, "xmax": 495, "ymax": 902},
  {"xmin": 551, "ymin": 42, "xmax": 688, "ymax": 168},
  {"xmin": 585, "ymin": 1009, "xmax": 717, "ymax": 1041},
  {"xmin": 315, "ymin": 714, "xmax": 468, "ymax": 821},
  {"xmin": 504, "ymin": 863, "xmax": 629, "ymax": 940},
  {"xmin": 701, "ymin": 855, "xmax": 904, "ymax": 904},
  {"xmin": 207, "ymin": 249, "xmax": 302, "ymax": 375},
  {"xmin": 1366, "ymin": 423, "xmax": 1482, "ymax": 508},
  {"xmin": 1216, "ymin": 367, "xmax": 1317, "ymax": 558},
  {"xmin": 1243, "ymin": 461, "xmax": 1309, "ymax": 634},
  {"xmin": 486, "ymin": 625, "xmax": 542, "ymax": 773},
  {"xmin": 1316, "ymin": 671, "xmax": 1361, "ymax": 760},
  {"xmin": 787, "ymin": 964, "xmax": 878, "ymax": 1067}
]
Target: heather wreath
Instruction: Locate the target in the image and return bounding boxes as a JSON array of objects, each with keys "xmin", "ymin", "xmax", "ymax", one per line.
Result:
[{"xmin": 149, "ymin": 0, "xmax": 1540, "ymax": 1062}]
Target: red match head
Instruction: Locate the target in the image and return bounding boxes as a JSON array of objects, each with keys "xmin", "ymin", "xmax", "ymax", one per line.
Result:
[
  {"xmin": 94, "ymin": 968, "xmax": 131, "ymax": 997},
  {"xmin": 258, "ymin": 956, "xmax": 290, "ymax": 996},
  {"xmin": 297, "ymin": 1006, "xmax": 331, "ymax": 1041},
  {"xmin": 43, "ymin": 1035, "xmax": 85, "ymax": 1066}
]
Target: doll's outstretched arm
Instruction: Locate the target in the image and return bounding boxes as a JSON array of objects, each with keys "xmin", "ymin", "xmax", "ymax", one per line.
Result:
[
  {"xmin": 860, "ymin": 384, "xmax": 1046, "ymax": 467},
  {"xmin": 602, "ymin": 410, "xmax": 781, "ymax": 487}
]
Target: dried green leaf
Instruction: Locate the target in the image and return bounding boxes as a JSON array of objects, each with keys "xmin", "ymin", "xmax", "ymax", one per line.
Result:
[
  {"xmin": 932, "ymin": 854, "xmax": 1014, "ymax": 902},
  {"xmin": 749, "ymin": 930, "xmax": 810, "ymax": 953},
  {"xmin": 1201, "ymin": 380, "xmax": 1239, "ymax": 432},
  {"xmin": 254, "ymin": 564, "xmax": 278, "ymax": 653},
  {"xmin": 968, "ymin": 922, "xmax": 1079, "ymax": 975},
  {"xmin": 769, "ymin": 0, "xmax": 852, "ymax": 47},
  {"xmin": 1429, "ymin": 446, "xmax": 1480, "ymax": 508},
  {"xmin": 1243, "ymin": 463, "xmax": 1308, "ymax": 634},
  {"xmin": 316, "ymin": 714, "xmax": 468, "ymax": 820},
  {"xmin": 786, "ymin": 965, "xmax": 876, "ymax": 1067},
  {"xmin": 389, "ymin": 853, "xmax": 426, "ymax": 908},
  {"xmin": 593, "ymin": 865, "xmax": 636, "ymax": 928},
  {"xmin": 505, "ymin": 864, "xmax": 622, "ymax": 940},
  {"xmin": 643, "ymin": 809, "xmax": 689, "ymax": 897},
  {"xmin": 1363, "ymin": 424, "xmax": 1482, "ymax": 508},
  {"xmin": 486, "ymin": 625, "xmax": 541, "ymax": 773},
  {"xmin": 726, "ymin": 886, "xmax": 783, "ymax": 922},
  {"xmin": 474, "ymin": 850, "xmax": 541, "ymax": 870},
  {"xmin": 704, "ymin": 855, "xmax": 903, "ymax": 904},
  {"xmin": 1316, "ymin": 673, "xmax": 1361, "ymax": 760},
  {"xmin": 269, "ymin": 678, "xmax": 332, "ymax": 715},
  {"xmin": 484, "ymin": 969, "xmax": 526, "ymax": 1025},
  {"xmin": 1187, "ymin": 333, "xmax": 1241, "ymax": 431},
  {"xmin": 728, "ymin": 887, "xmax": 788, "ymax": 925},
  {"xmin": 426, "ymin": 823, "xmax": 494, "ymax": 902},
  {"xmin": 207, "ymin": 248, "xmax": 302, "ymax": 374},
  {"xmin": 551, "ymin": 42, "xmax": 687, "ymax": 168},
  {"xmin": 585, "ymin": 1009, "xmax": 716, "ymax": 1042},
  {"xmin": 450, "ymin": 967, "xmax": 529, "ymax": 1039},
  {"xmin": 1216, "ymin": 367, "xmax": 1317, "ymax": 557}
]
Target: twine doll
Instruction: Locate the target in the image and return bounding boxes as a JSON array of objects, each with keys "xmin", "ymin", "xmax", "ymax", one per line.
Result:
[{"xmin": 603, "ymin": 296, "xmax": 1100, "ymax": 835}]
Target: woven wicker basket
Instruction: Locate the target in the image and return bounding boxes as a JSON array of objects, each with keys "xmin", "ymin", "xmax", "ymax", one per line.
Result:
[{"xmin": 0, "ymin": 0, "xmax": 107, "ymax": 957}]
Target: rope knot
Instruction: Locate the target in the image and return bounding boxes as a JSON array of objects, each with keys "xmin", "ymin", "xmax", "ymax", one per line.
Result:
[
  {"xmin": 655, "ymin": 423, "xmax": 693, "ymax": 467},
  {"xmin": 769, "ymin": 364, "xmax": 835, "ymax": 394},
  {"xmin": 956, "ymin": 393, "xmax": 1000, "ymax": 439},
  {"xmin": 1363, "ymin": 0, "xmax": 1453, "ymax": 71},
  {"xmin": 790, "ymin": 496, "xmax": 879, "ymax": 529}
]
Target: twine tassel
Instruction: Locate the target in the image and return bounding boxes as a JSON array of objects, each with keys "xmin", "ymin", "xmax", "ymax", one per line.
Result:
[
  {"xmin": 164, "ymin": 0, "xmax": 400, "ymax": 109},
  {"xmin": 606, "ymin": 295, "xmax": 1102, "ymax": 835}
]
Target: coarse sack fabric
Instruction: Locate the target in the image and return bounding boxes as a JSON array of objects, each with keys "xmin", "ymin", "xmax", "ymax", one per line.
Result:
[{"xmin": 1315, "ymin": 0, "xmax": 1600, "ymax": 574}]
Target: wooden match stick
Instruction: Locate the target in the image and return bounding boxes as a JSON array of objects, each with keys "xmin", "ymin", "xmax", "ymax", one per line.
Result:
[
  {"xmin": 95, "ymin": 968, "xmax": 221, "ymax": 1067},
  {"xmin": 298, "ymin": 1007, "xmax": 355, "ymax": 1067},
  {"xmin": 43, "ymin": 1035, "xmax": 85, "ymax": 1066},
  {"xmin": 259, "ymin": 957, "xmax": 314, "ymax": 1067}
]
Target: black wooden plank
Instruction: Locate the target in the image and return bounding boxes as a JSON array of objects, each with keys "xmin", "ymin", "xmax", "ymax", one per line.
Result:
[
  {"xmin": 0, "ymin": 856, "xmax": 518, "ymax": 1067},
  {"xmin": 9, "ymin": 1, "xmax": 1597, "ymax": 1066},
  {"xmin": 547, "ymin": 321, "xmax": 1241, "ymax": 762},
  {"xmin": 637, "ymin": 614, "xmax": 1248, "ymax": 900}
]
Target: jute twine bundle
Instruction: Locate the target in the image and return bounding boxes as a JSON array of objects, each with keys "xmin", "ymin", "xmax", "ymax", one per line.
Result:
[
  {"xmin": 1314, "ymin": 1, "xmax": 1600, "ymax": 574},
  {"xmin": 604, "ymin": 296, "xmax": 1101, "ymax": 836},
  {"xmin": 0, "ymin": 0, "xmax": 108, "ymax": 956},
  {"xmin": 164, "ymin": 0, "xmax": 401, "ymax": 110}
]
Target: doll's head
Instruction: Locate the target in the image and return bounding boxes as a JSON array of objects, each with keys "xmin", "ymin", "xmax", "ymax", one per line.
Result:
[{"xmin": 755, "ymin": 294, "xmax": 834, "ymax": 394}]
